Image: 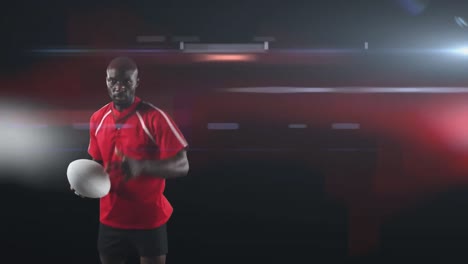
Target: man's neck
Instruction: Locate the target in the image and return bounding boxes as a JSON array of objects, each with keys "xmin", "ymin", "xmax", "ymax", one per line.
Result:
[
  {"xmin": 114, "ymin": 104, "xmax": 129, "ymax": 112},
  {"xmin": 114, "ymin": 98, "xmax": 135, "ymax": 111}
]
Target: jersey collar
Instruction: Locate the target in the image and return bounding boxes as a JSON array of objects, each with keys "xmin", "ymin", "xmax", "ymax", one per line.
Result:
[{"xmin": 111, "ymin": 96, "xmax": 142, "ymax": 122}]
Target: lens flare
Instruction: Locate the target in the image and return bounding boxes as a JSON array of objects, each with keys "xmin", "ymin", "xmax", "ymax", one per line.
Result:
[{"xmin": 0, "ymin": 99, "xmax": 75, "ymax": 189}]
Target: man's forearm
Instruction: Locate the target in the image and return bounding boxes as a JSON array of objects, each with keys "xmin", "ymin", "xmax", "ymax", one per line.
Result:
[{"xmin": 141, "ymin": 152, "xmax": 189, "ymax": 179}]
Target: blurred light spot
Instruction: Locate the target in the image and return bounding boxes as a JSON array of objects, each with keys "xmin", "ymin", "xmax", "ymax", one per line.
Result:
[
  {"xmin": 6, "ymin": 123, "xmax": 48, "ymax": 128},
  {"xmin": 28, "ymin": 48, "xmax": 169, "ymax": 54},
  {"xmin": 183, "ymin": 43, "xmax": 266, "ymax": 53},
  {"xmin": 288, "ymin": 124, "xmax": 308, "ymax": 129},
  {"xmin": 72, "ymin": 123, "xmax": 134, "ymax": 130},
  {"xmin": 224, "ymin": 87, "xmax": 336, "ymax": 93},
  {"xmin": 0, "ymin": 99, "xmax": 72, "ymax": 188},
  {"xmin": 72, "ymin": 123, "xmax": 90, "ymax": 130},
  {"xmin": 136, "ymin": 35, "xmax": 166, "ymax": 43},
  {"xmin": 172, "ymin": 36, "xmax": 201, "ymax": 43},
  {"xmin": 452, "ymin": 47, "xmax": 468, "ymax": 55},
  {"xmin": 332, "ymin": 123, "xmax": 361, "ymax": 130},
  {"xmin": 455, "ymin": 16, "xmax": 468, "ymax": 28},
  {"xmin": 179, "ymin": 147, "xmax": 295, "ymax": 152},
  {"xmin": 222, "ymin": 87, "xmax": 468, "ymax": 94},
  {"xmin": 194, "ymin": 54, "xmax": 257, "ymax": 62},
  {"xmin": 425, "ymin": 105, "xmax": 468, "ymax": 151},
  {"xmin": 207, "ymin": 123, "xmax": 239, "ymax": 130}
]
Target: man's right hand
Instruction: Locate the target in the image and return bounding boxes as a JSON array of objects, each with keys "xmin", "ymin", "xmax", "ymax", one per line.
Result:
[{"xmin": 70, "ymin": 186, "xmax": 85, "ymax": 198}]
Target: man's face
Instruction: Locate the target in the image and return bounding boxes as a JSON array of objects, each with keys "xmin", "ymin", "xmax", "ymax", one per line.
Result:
[{"xmin": 106, "ymin": 68, "xmax": 139, "ymax": 108}]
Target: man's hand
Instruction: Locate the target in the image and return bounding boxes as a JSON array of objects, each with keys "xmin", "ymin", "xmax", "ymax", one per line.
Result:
[
  {"xmin": 112, "ymin": 147, "xmax": 189, "ymax": 180},
  {"xmin": 121, "ymin": 155, "xmax": 145, "ymax": 181},
  {"xmin": 70, "ymin": 186, "xmax": 85, "ymax": 198},
  {"xmin": 114, "ymin": 147, "xmax": 145, "ymax": 181}
]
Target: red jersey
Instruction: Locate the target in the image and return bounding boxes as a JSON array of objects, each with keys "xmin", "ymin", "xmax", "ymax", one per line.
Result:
[{"xmin": 88, "ymin": 97, "xmax": 188, "ymax": 229}]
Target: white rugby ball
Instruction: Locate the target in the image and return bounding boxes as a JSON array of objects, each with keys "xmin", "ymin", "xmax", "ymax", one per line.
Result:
[{"xmin": 67, "ymin": 159, "xmax": 110, "ymax": 198}]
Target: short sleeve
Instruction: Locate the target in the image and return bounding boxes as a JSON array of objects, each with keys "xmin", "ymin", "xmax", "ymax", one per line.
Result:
[
  {"xmin": 154, "ymin": 110, "xmax": 188, "ymax": 160},
  {"xmin": 88, "ymin": 114, "xmax": 102, "ymax": 161}
]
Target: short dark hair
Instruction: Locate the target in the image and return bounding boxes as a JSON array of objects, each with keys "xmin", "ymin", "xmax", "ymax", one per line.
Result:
[{"xmin": 107, "ymin": 56, "xmax": 138, "ymax": 72}]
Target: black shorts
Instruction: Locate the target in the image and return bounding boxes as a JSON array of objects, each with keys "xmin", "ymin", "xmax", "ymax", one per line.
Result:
[{"xmin": 97, "ymin": 223, "xmax": 168, "ymax": 257}]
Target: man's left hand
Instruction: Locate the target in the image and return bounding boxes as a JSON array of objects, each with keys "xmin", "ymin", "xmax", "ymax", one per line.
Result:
[
  {"xmin": 115, "ymin": 147, "xmax": 145, "ymax": 181},
  {"xmin": 121, "ymin": 156, "xmax": 145, "ymax": 181}
]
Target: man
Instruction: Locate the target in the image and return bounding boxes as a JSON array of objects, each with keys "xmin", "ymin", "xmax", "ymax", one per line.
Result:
[{"xmin": 84, "ymin": 56, "xmax": 189, "ymax": 264}]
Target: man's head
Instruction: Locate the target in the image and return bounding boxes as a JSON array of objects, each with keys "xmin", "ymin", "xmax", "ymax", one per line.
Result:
[{"xmin": 106, "ymin": 57, "xmax": 139, "ymax": 110}]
